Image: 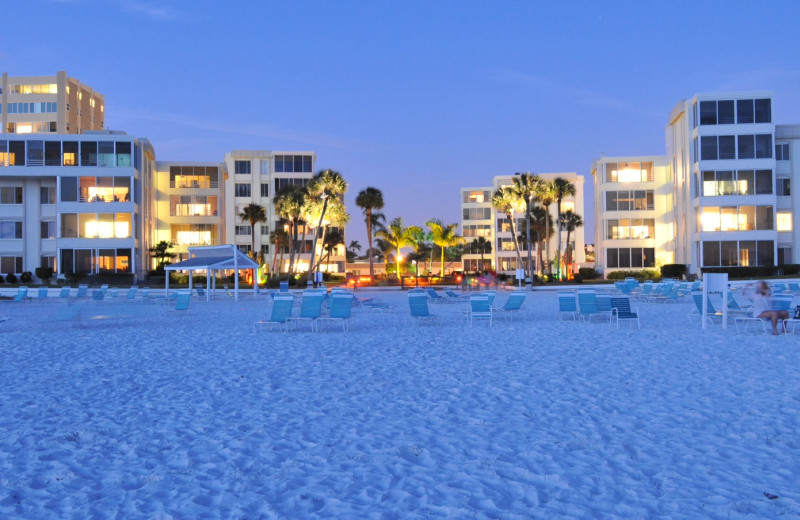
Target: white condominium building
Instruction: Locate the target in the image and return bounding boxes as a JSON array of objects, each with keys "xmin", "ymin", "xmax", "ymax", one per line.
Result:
[
  {"xmin": 1, "ymin": 71, "xmax": 105, "ymax": 135},
  {"xmin": 594, "ymin": 91, "xmax": 800, "ymax": 277},
  {"xmin": 460, "ymin": 173, "xmax": 586, "ymax": 276}
]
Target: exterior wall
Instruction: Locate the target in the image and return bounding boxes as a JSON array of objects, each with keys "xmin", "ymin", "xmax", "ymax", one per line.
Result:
[
  {"xmin": 775, "ymin": 124, "xmax": 800, "ymax": 263},
  {"xmin": 460, "ymin": 173, "xmax": 586, "ymax": 277},
  {"xmin": 591, "ymin": 156, "xmax": 672, "ymax": 277},
  {"xmin": 154, "ymin": 160, "xmax": 226, "ymax": 265},
  {"xmin": 1, "ymin": 71, "xmax": 104, "ymax": 135},
  {"xmin": 0, "ymin": 131, "xmax": 150, "ymax": 281}
]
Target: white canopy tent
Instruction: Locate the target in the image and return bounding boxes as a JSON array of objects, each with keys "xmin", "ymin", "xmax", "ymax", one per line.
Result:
[{"xmin": 163, "ymin": 245, "xmax": 259, "ymax": 301}]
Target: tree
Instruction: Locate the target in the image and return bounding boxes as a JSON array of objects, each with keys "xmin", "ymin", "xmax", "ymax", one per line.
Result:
[
  {"xmin": 512, "ymin": 173, "xmax": 542, "ymax": 278},
  {"xmin": 355, "ymin": 187, "xmax": 384, "ymax": 278},
  {"xmin": 426, "ymin": 219, "xmax": 463, "ymax": 277},
  {"xmin": 470, "ymin": 237, "xmax": 492, "ymax": 271},
  {"xmin": 533, "ymin": 180, "xmax": 557, "ymax": 275},
  {"xmin": 239, "ymin": 203, "xmax": 266, "ymax": 260},
  {"xmin": 320, "ymin": 228, "xmax": 345, "ymax": 270},
  {"xmin": 273, "ymin": 185, "xmax": 307, "ymax": 276},
  {"xmin": 375, "ymin": 217, "xmax": 422, "ymax": 279},
  {"xmin": 491, "ymin": 186, "xmax": 525, "ymax": 272},
  {"xmin": 306, "ymin": 169, "xmax": 348, "ymax": 278},
  {"xmin": 561, "ymin": 210, "xmax": 584, "ymax": 277},
  {"xmin": 149, "ymin": 240, "xmax": 176, "ymax": 271},
  {"xmin": 269, "ymin": 226, "xmax": 290, "ymax": 274},
  {"xmin": 552, "ymin": 177, "xmax": 576, "ymax": 280},
  {"xmin": 530, "ymin": 206, "xmax": 552, "ymax": 276},
  {"xmin": 347, "ymin": 240, "xmax": 362, "ymax": 263}
]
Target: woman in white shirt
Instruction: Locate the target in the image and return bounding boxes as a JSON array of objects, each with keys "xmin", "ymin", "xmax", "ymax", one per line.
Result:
[{"xmin": 742, "ymin": 281, "xmax": 789, "ymax": 335}]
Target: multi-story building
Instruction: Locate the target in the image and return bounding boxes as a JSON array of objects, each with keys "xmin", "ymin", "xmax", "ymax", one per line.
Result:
[
  {"xmin": 153, "ymin": 161, "xmax": 226, "ymax": 262},
  {"xmin": 1, "ymin": 71, "xmax": 105, "ymax": 135},
  {"xmin": 594, "ymin": 91, "xmax": 800, "ymax": 277},
  {"xmin": 222, "ymin": 150, "xmax": 346, "ymax": 275},
  {"xmin": 460, "ymin": 173, "xmax": 586, "ymax": 277},
  {"xmin": 590, "ymin": 156, "xmax": 672, "ymax": 274},
  {"xmin": 0, "ymin": 131, "xmax": 153, "ymax": 281}
]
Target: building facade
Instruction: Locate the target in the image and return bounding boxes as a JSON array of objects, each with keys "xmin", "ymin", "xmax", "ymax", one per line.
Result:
[
  {"xmin": 594, "ymin": 91, "xmax": 800, "ymax": 277},
  {"xmin": 460, "ymin": 173, "xmax": 586, "ymax": 277},
  {"xmin": 1, "ymin": 71, "xmax": 105, "ymax": 135},
  {"xmin": 0, "ymin": 131, "xmax": 153, "ymax": 281}
]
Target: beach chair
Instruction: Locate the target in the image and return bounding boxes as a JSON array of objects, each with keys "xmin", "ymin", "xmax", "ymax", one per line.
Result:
[
  {"xmin": 689, "ymin": 292, "xmax": 725, "ymax": 325},
  {"xmin": 494, "ymin": 291, "xmax": 526, "ymax": 320},
  {"xmin": 59, "ymin": 287, "xmax": 71, "ymax": 298},
  {"xmin": 108, "ymin": 287, "xmax": 119, "ymax": 298},
  {"xmin": 126, "ymin": 287, "xmax": 138, "ymax": 300},
  {"xmin": 408, "ymin": 293, "xmax": 442, "ymax": 326},
  {"xmin": 195, "ymin": 285, "xmax": 207, "ymax": 300},
  {"xmin": 254, "ymin": 295, "xmax": 294, "ymax": 332},
  {"xmin": 482, "ymin": 290, "xmax": 497, "ymax": 306},
  {"xmin": 426, "ymin": 288, "xmax": 453, "ymax": 304},
  {"xmin": 558, "ymin": 292, "xmax": 579, "ymax": 320},
  {"xmin": 318, "ymin": 293, "xmax": 354, "ymax": 332},
  {"xmin": 38, "ymin": 287, "xmax": 49, "ymax": 299},
  {"xmin": 279, "ymin": 281, "xmax": 289, "ymax": 293},
  {"xmin": 610, "ymin": 296, "xmax": 640, "ymax": 328},
  {"xmin": 288, "ymin": 291, "xmax": 324, "ymax": 332},
  {"xmin": 788, "ymin": 282, "xmax": 800, "ymax": 294},
  {"xmin": 76, "ymin": 284, "xmax": 89, "ymax": 297},
  {"xmin": 577, "ymin": 290, "xmax": 610, "ymax": 323},
  {"xmin": 92, "ymin": 288, "xmax": 106, "ymax": 301},
  {"xmin": 467, "ymin": 294, "xmax": 492, "ymax": 327},
  {"xmin": 445, "ymin": 290, "xmax": 468, "ymax": 301},
  {"xmin": 173, "ymin": 292, "xmax": 191, "ymax": 312},
  {"xmin": 11, "ymin": 286, "xmax": 28, "ymax": 302}
]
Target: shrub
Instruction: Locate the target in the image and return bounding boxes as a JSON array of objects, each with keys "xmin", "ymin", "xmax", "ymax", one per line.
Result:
[
  {"xmin": 607, "ymin": 269, "xmax": 661, "ymax": 281},
  {"xmin": 660, "ymin": 264, "xmax": 687, "ymax": 279},
  {"xmin": 0, "ymin": 274, "xmax": 4, "ymax": 283},
  {"xmin": 65, "ymin": 272, "xmax": 87, "ymax": 285},
  {"xmin": 577, "ymin": 267, "xmax": 597, "ymax": 280},
  {"xmin": 6, "ymin": 273, "xmax": 18, "ymax": 284},
  {"xmin": 780, "ymin": 264, "xmax": 800, "ymax": 275},
  {"xmin": 20, "ymin": 271, "xmax": 33, "ymax": 284},
  {"xmin": 701, "ymin": 266, "xmax": 782, "ymax": 278},
  {"xmin": 35, "ymin": 267, "xmax": 53, "ymax": 283}
]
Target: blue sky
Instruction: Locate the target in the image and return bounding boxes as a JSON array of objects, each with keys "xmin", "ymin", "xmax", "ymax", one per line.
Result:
[{"xmin": 7, "ymin": 0, "xmax": 800, "ymax": 244}]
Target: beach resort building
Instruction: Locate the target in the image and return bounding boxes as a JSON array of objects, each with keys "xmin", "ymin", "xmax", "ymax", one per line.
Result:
[
  {"xmin": 593, "ymin": 91, "xmax": 800, "ymax": 278},
  {"xmin": 460, "ymin": 173, "xmax": 586, "ymax": 277},
  {"xmin": 0, "ymin": 131, "xmax": 154, "ymax": 280},
  {"xmin": 1, "ymin": 71, "xmax": 105, "ymax": 135}
]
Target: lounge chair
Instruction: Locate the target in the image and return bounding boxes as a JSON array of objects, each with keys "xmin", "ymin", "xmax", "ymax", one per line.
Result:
[
  {"xmin": 610, "ymin": 296, "xmax": 640, "ymax": 328},
  {"xmin": 288, "ymin": 291, "xmax": 324, "ymax": 332},
  {"xmin": 195, "ymin": 286, "xmax": 207, "ymax": 300},
  {"xmin": 108, "ymin": 287, "xmax": 119, "ymax": 298},
  {"xmin": 408, "ymin": 293, "xmax": 442, "ymax": 326},
  {"xmin": 494, "ymin": 291, "xmax": 526, "ymax": 320},
  {"xmin": 11, "ymin": 286, "xmax": 28, "ymax": 302},
  {"xmin": 59, "ymin": 287, "xmax": 71, "ymax": 298},
  {"xmin": 173, "ymin": 292, "xmax": 191, "ymax": 311},
  {"xmin": 467, "ymin": 294, "xmax": 492, "ymax": 327},
  {"xmin": 318, "ymin": 293, "xmax": 354, "ymax": 332},
  {"xmin": 558, "ymin": 292, "xmax": 579, "ymax": 320},
  {"xmin": 577, "ymin": 290, "xmax": 610, "ymax": 323},
  {"xmin": 426, "ymin": 288, "xmax": 454, "ymax": 304},
  {"xmin": 689, "ymin": 292, "xmax": 726, "ymax": 325},
  {"xmin": 126, "ymin": 287, "xmax": 138, "ymax": 300},
  {"xmin": 254, "ymin": 294, "xmax": 294, "ymax": 332},
  {"xmin": 92, "ymin": 288, "xmax": 106, "ymax": 301},
  {"xmin": 788, "ymin": 282, "xmax": 800, "ymax": 294},
  {"xmin": 76, "ymin": 284, "xmax": 88, "ymax": 297},
  {"xmin": 38, "ymin": 287, "xmax": 49, "ymax": 299}
]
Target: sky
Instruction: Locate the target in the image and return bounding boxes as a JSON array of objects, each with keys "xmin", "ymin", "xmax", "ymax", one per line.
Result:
[{"xmin": 5, "ymin": 0, "xmax": 800, "ymax": 245}]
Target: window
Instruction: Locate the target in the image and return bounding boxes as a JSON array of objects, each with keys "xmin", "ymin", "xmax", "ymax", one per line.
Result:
[
  {"xmin": 737, "ymin": 99, "xmax": 754, "ymax": 124},
  {"xmin": 700, "ymin": 101, "xmax": 717, "ymax": 125},
  {"xmin": 737, "ymin": 135, "xmax": 755, "ymax": 159},
  {"xmin": 169, "ymin": 195, "xmax": 218, "ymax": 216},
  {"xmin": 274, "ymin": 178, "xmax": 309, "ymax": 193},
  {"xmin": 260, "ymin": 161, "xmax": 269, "ymax": 175},
  {"xmin": 777, "ymin": 212, "xmax": 793, "ymax": 232},
  {"xmin": 604, "ymin": 190, "xmax": 654, "ymax": 211},
  {"xmin": 606, "ymin": 248, "xmax": 655, "ymax": 268},
  {"xmin": 234, "ymin": 160, "xmax": 251, "ymax": 174},
  {"xmin": 235, "ymin": 225, "xmax": 252, "ymax": 236},
  {"xmin": 701, "ymin": 169, "xmax": 772, "ymax": 196},
  {"xmin": 61, "ymin": 177, "xmax": 78, "ymax": 202},
  {"xmin": 755, "ymin": 99, "xmax": 771, "ymax": 123},
  {"xmin": 275, "ymin": 155, "xmax": 313, "ymax": 173},
  {"xmin": 462, "ymin": 207, "xmax": 492, "ymax": 220},
  {"xmin": 40, "ymin": 186, "xmax": 56, "ymax": 204},
  {"xmin": 63, "ymin": 141, "xmax": 78, "ymax": 166},
  {"xmin": 171, "ymin": 224, "xmax": 217, "ymax": 246},
  {"xmin": 0, "ymin": 256, "xmax": 22, "ymax": 274},
  {"xmin": 776, "ymin": 143, "xmax": 790, "ymax": 161},
  {"xmin": 463, "ymin": 190, "xmax": 490, "ymax": 203},
  {"xmin": 717, "ymin": 100, "xmax": 734, "ymax": 124},
  {"xmin": 702, "ymin": 240, "xmax": 774, "ymax": 267},
  {"xmin": 463, "ymin": 224, "xmax": 491, "ymax": 238},
  {"xmin": 41, "ymin": 221, "xmax": 56, "ymax": 239},
  {"xmin": 699, "ymin": 205, "xmax": 773, "ymax": 231},
  {"xmin": 260, "ymin": 225, "xmax": 270, "ymax": 236},
  {"xmin": 755, "ymin": 135, "xmax": 772, "ymax": 158},
  {"xmin": 606, "ymin": 219, "xmax": 654, "ymax": 239},
  {"xmin": 0, "ymin": 221, "xmax": 22, "ymax": 239},
  {"xmin": 701, "ymin": 136, "xmax": 718, "ymax": 160},
  {"xmin": 234, "ymin": 183, "xmax": 251, "ymax": 197},
  {"xmin": 80, "ymin": 141, "xmax": 97, "ymax": 166},
  {"xmin": 0, "ymin": 187, "xmax": 23, "ymax": 204},
  {"xmin": 777, "ymin": 178, "xmax": 790, "ymax": 196},
  {"xmin": 260, "ymin": 183, "xmax": 269, "ymax": 198}
]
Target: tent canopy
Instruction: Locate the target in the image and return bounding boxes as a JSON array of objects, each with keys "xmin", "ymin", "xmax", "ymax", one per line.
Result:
[{"xmin": 163, "ymin": 245, "xmax": 258, "ymax": 301}]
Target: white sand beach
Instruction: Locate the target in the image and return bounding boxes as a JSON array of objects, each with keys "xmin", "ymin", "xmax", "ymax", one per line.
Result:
[{"xmin": 0, "ymin": 287, "xmax": 799, "ymax": 519}]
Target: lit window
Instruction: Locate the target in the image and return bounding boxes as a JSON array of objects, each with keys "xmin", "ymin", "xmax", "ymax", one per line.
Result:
[{"xmin": 778, "ymin": 212, "xmax": 793, "ymax": 231}]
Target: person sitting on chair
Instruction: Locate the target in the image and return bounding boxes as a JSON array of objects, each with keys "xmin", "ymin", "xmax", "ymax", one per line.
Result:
[{"xmin": 743, "ymin": 281, "xmax": 789, "ymax": 335}]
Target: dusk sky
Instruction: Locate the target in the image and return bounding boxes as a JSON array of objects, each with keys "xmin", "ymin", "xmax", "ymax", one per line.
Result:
[{"xmin": 7, "ymin": 1, "xmax": 800, "ymax": 245}]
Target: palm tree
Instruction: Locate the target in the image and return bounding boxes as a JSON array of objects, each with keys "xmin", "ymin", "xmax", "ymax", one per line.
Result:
[
  {"xmin": 347, "ymin": 240, "xmax": 362, "ymax": 262},
  {"xmin": 552, "ymin": 177, "xmax": 576, "ymax": 280},
  {"xmin": 375, "ymin": 217, "xmax": 422, "ymax": 278},
  {"xmin": 269, "ymin": 226, "xmax": 289, "ymax": 274},
  {"xmin": 470, "ymin": 237, "xmax": 492, "ymax": 271},
  {"xmin": 319, "ymin": 228, "xmax": 345, "ymax": 270},
  {"xmin": 491, "ymin": 186, "xmax": 524, "ymax": 272},
  {"xmin": 426, "ymin": 219, "xmax": 463, "ymax": 277},
  {"xmin": 561, "ymin": 210, "xmax": 584, "ymax": 278},
  {"xmin": 533, "ymin": 179, "xmax": 557, "ymax": 276},
  {"xmin": 512, "ymin": 173, "xmax": 542, "ymax": 278},
  {"xmin": 306, "ymin": 169, "xmax": 347, "ymax": 278},
  {"xmin": 239, "ymin": 203, "xmax": 266, "ymax": 260},
  {"xmin": 273, "ymin": 185, "xmax": 307, "ymax": 276},
  {"xmin": 530, "ymin": 206, "xmax": 552, "ymax": 276},
  {"xmin": 355, "ymin": 187, "xmax": 384, "ymax": 278}
]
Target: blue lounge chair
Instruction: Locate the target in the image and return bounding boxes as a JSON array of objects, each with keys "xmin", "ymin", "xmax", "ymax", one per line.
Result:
[
  {"xmin": 173, "ymin": 292, "xmax": 191, "ymax": 311},
  {"xmin": 610, "ymin": 296, "xmax": 640, "ymax": 328},
  {"xmin": 577, "ymin": 290, "xmax": 610, "ymax": 323},
  {"xmin": 495, "ymin": 291, "xmax": 526, "ymax": 320},
  {"xmin": 408, "ymin": 293, "xmax": 442, "ymax": 326},
  {"xmin": 558, "ymin": 292, "xmax": 579, "ymax": 320},
  {"xmin": 126, "ymin": 287, "xmax": 138, "ymax": 300},
  {"xmin": 255, "ymin": 295, "xmax": 294, "ymax": 332},
  {"xmin": 38, "ymin": 287, "xmax": 49, "ymax": 299},
  {"xmin": 288, "ymin": 291, "xmax": 324, "ymax": 332},
  {"xmin": 426, "ymin": 288, "xmax": 452, "ymax": 304},
  {"xmin": 467, "ymin": 294, "xmax": 492, "ymax": 327},
  {"xmin": 318, "ymin": 293, "xmax": 354, "ymax": 332},
  {"xmin": 11, "ymin": 286, "xmax": 28, "ymax": 302},
  {"xmin": 76, "ymin": 284, "xmax": 89, "ymax": 297},
  {"xmin": 59, "ymin": 287, "xmax": 71, "ymax": 298}
]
